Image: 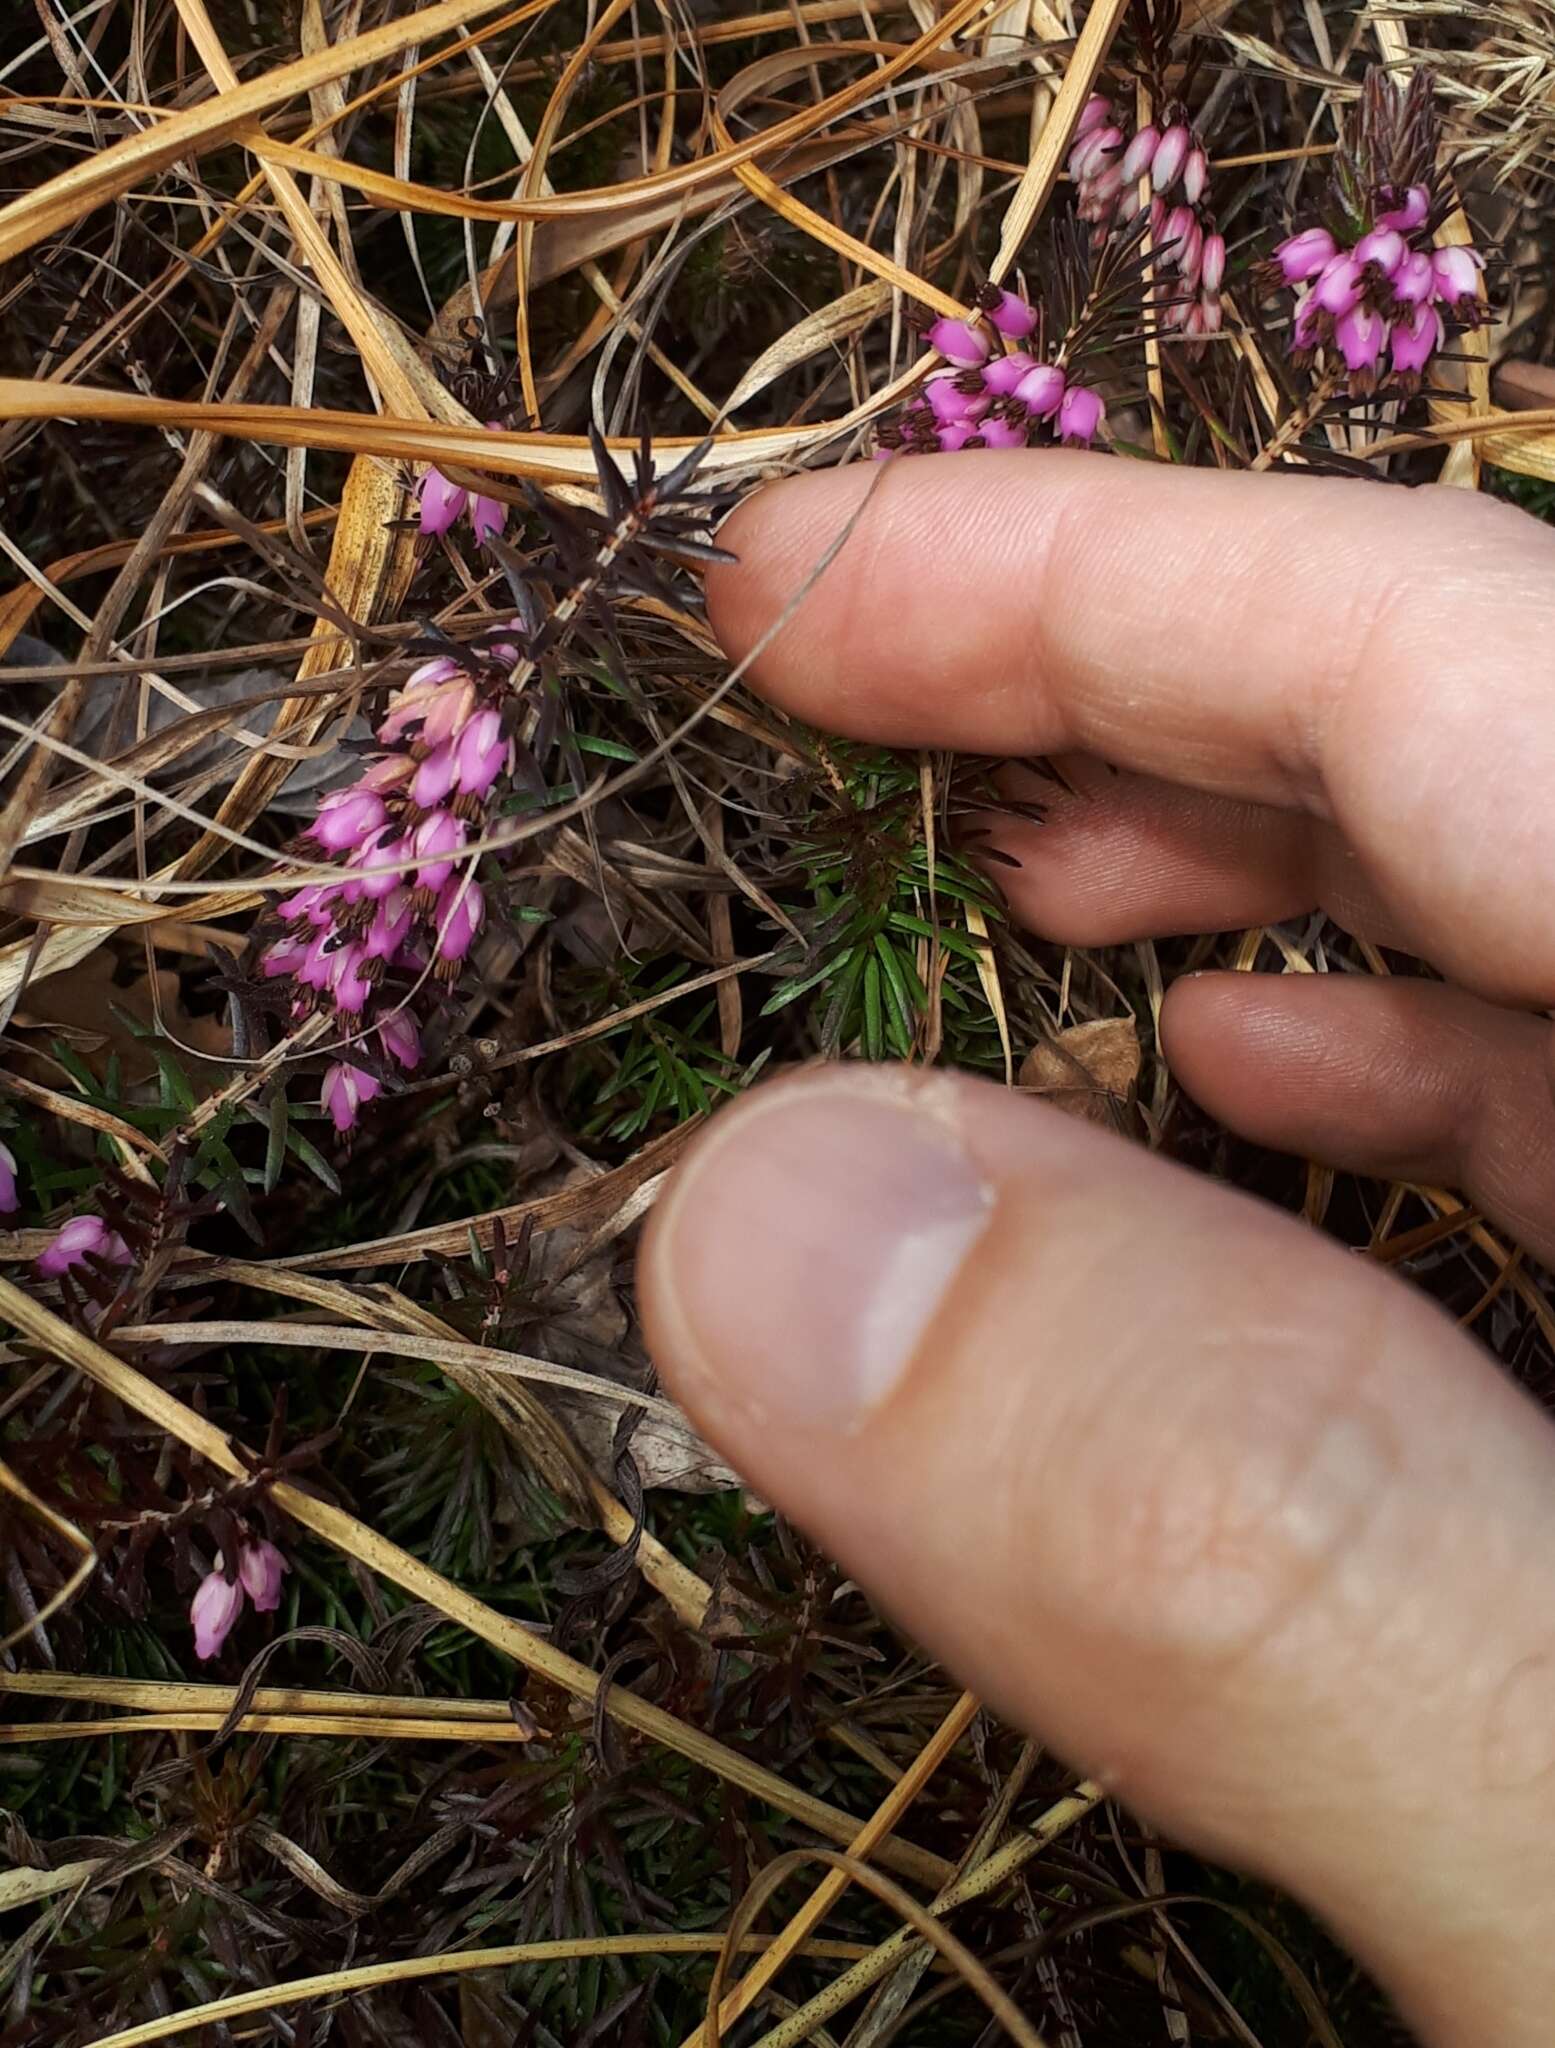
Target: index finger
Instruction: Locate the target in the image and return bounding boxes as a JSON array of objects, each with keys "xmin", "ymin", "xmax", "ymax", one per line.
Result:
[{"xmin": 707, "ymin": 454, "xmax": 1555, "ymax": 1004}]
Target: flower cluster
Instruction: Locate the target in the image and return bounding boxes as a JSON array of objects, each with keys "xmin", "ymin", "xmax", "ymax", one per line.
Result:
[
  {"xmin": 0, "ymin": 1141, "xmax": 16, "ymax": 1215},
  {"xmin": 416, "ymin": 426, "xmax": 509, "ymax": 547},
  {"xmin": 1068, "ymin": 94, "xmax": 1226, "ymax": 341},
  {"xmin": 1270, "ymin": 192, "xmax": 1484, "ymax": 393},
  {"xmin": 878, "ymin": 288, "xmax": 1107, "ymax": 457},
  {"xmin": 36, "ymin": 1213, "xmax": 132, "ymax": 1278},
  {"xmin": 191, "ymin": 1541, "xmax": 288, "ymax": 1661},
  {"xmin": 256, "ymin": 645, "xmax": 515, "ymax": 1132}
]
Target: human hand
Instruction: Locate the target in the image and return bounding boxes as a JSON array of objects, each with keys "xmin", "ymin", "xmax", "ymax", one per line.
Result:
[{"xmin": 638, "ymin": 456, "xmax": 1555, "ymax": 2046}]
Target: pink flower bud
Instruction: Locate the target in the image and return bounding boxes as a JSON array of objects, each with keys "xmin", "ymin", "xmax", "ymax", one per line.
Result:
[
  {"xmin": 470, "ymin": 494, "xmax": 507, "ymax": 546},
  {"xmin": 322, "ymin": 1062, "xmax": 381, "ymax": 1133},
  {"xmin": 926, "ymin": 317, "xmax": 990, "ymax": 367},
  {"xmin": 37, "ymin": 1215, "xmax": 133, "ymax": 1279},
  {"xmin": 453, "ymin": 707, "xmax": 511, "ymax": 798},
  {"xmin": 411, "ymin": 739, "xmax": 460, "ymax": 810},
  {"xmin": 1160, "ymin": 205, "xmax": 1195, "ymax": 265},
  {"xmin": 936, "ymin": 421, "xmax": 978, "ymax": 452},
  {"xmin": 1432, "ymin": 244, "xmax": 1483, "ymax": 305},
  {"xmin": 1120, "ymin": 124, "xmax": 1160, "ymax": 185},
  {"xmin": 1151, "ymin": 123, "xmax": 1191, "ymax": 192},
  {"xmin": 1058, "ymin": 385, "xmax": 1106, "ymax": 444},
  {"xmin": 350, "ymin": 825, "xmax": 409, "ymax": 901},
  {"xmin": 1199, "ymin": 233, "xmax": 1226, "ymax": 294},
  {"xmin": 1274, "ymin": 227, "xmax": 1337, "ymax": 284},
  {"xmin": 1389, "ymin": 301, "xmax": 1443, "ymax": 379},
  {"xmin": 1069, "ymin": 125, "xmax": 1122, "ymax": 180},
  {"xmin": 277, "ymin": 884, "xmax": 336, "ymax": 928},
  {"xmin": 1198, "ymin": 295, "xmax": 1224, "ymax": 336},
  {"xmin": 379, "ymin": 1012, "xmax": 422, "ymax": 1071},
  {"xmin": 417, "ymin": 467, "xmax": 468, "ymax": 538},
  {"xmin": 421, "ymin": 677, "xmax": 479, "ymax": 751},
  {"xmin": 1149, "ymin": 197, "xmax": 1168, "ymax": 240},
  {"xmin": 1012, "ymin": 362, "xmax": 1067, "ymax": 417},
  {"xmin": 1075, "ymin": 93, "xmax": 1111, "ymax": 140},
  {"xmin": 974, "ymin": 416, "xmax": 1027, "ymax": 448},
  {"xmin": 1391, "ymin": 250, "xmax": 1435, "ymax": 306},
  {"xmin": 434, "ymin": 879, "xmax": 485, "ymax": 964},
  {"xmin": 1354, "ymin": 227, "xmax": 1405, "ymax": 277},
  {"xmin": 1377, "ymin": 183, "xmax": 1431, "ymax": 233},
  {"xmin": 238, "ymin": 1540, "xmax": 288, "ymax": 1613},
  {"xmin": 986, "ymin": 291, "xmax": 1037, "ymax": 339},
  {"xmin": 261, "ymin": 934, "xmax": 309, "ymax": 980},
  {"xmin": 310, "ymin": 786, "xmax": 387, "ymax": 854},
  {"xmin": 926, "ymin": 374, "xmax": 987, "ymax": 424},
  {"xmin": 411, "ymin": 810, "xmax": 468, "ymax": 893},
  {"xmin": 0, "ymin": 1141, "xmax": 17, "ymax": 1216},
  {"xmin": 1291, "ymin": 291, "xmax": 1322, "ymax": 351},
  {"xmin": 1086, "ymin": 161, "xmax": 1125, "ymax": 210},
  {"xmin": 1335, "ymin": 303, "xmax": 1387, "ymax": 375},
  {"xmin": 330, "ymin": 944, "xmax": 374, "ymax": 1017},
  {"xmin": 979, "ymin": 351, "xmax": 1035, "ymax": 396},
  {"xmin": 1313, "ymin": 252, "xmax": 1364, "ymax": 317},
  {"xmin": 191, "ymin": 1566, "xmax": 244, "ymax": 1661},
  {"xmin": 364, "ymin": 890, "xmax": 414, "ymax": 962},
  {"xmin": 1183, "ymin": 144, "xmax": 1209, "ymax": 205}
]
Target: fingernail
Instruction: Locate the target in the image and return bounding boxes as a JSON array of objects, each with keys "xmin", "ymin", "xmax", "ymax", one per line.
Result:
[{"xmin": 655, "ymin": 1073, "xmax": 995, "ymax": 1431}]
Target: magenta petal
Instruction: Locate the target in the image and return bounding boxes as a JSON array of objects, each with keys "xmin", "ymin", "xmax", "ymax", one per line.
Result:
[{"xmin": 417, "ymin": 467, "xmax": 468, "ymax": 537}]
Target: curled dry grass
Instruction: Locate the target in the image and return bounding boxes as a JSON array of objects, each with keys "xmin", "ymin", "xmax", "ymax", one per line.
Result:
[{"xmin": 0, "ymin": 0, "xmax": 1552, "ymax": 2041}]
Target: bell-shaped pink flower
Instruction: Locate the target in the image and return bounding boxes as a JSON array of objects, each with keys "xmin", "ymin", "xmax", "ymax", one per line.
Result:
[
  {"xmin": 979, "ymin": 351, "xmax": 1035, "ymax": 396},
  {"xmin": 322, "ymin": 1062, "xmax": 381, "ymax": 1133},
  {"xmin": 277, "ymin": 883, "xmax": 337, "ymax": 929},
  {"xmin": 421, "ymin": 678, "xmax": 479, "ymax": 752},
  {"xmin": 411, "ymin": 739, "xmax": 460, "ymax": 810},
  {"xmin": 1012, "ymin": 362, "xmax": 1066, "ymax": 418},
  {"xmin": 470, "ymin": 494, "xmax": 507, "ymax": 546},
  {"xmin": 0, "ymin": 1141, "xmax": 17, "ymax": 1215},
  {"xmin": 238, "ymin": 1540, "xmax": 288, "ymax": 1613},
  {"xmin": 364, "ymin": 890, "xmax": 414, "ymax": 962},
  {"xmin": 975, "ymin": 416, "xmax": 1027, "ymax": 448},
  {"xmin": 1274, "ymin": 227, "xmax": 1337, "ymax": 284},
  {"xmin": 1391, "ymin": 250, "xmax": 1435, "ymax": 307},
  {"xmin": 379, "ymin": 1012, "xmax": 422, "ymax": 1071},
  {"xmin": 1432, "ymin": 244, "xmax": 1483, "ymax": 305},
  {"xmin": 330, "ymin": 944, "xmax": 373, "ymax": 1017},
  {"xmin": 925, "ymin": 317, "xmax": 990, "ymax": 367},
  {"xmin": 261, "ymin": 934, "xmax": 309, "ymax": 980},
  {"xmin": 1069, "ymin": 124, "xmax": 1122, "ymax": 181},
  {"xmin": 191, "ymin": 1566, "xmax": 244, "ymax": 1661},
  {"xmin": 1354, "ymin": 227, "xmax": 1406, "ymax": 278},
  {"xmin": 309, "ymin": 786, "xmax": 387, "ymax": 854},
  {"xmin": 411, "ymin": 810, "xmax": 468, "ymax": 893},
  {"xmin": 936, "ymin": 420, "xmax": 978, "ymax": 452},
  {"xmin": 1075, "ymin": 93, "xmax": 1111, "ymax": 140},
  {"xmin": 1120, "ymin": 124, "xmax": 1160, "ymax": 185},
  {"xmin": 1160, "ymin": 205, "xmax": 1195, "ymax": 265},
  {"xmin": 454, "ymin": 707, "xmax": 511, "ymax": 798},
  {"xmin": 1377, "ymin": 183, "xmax": 1431, "ymax": 233},
  {"xmin": 433, "ymin": 879, "xmax": 485, "ymax": 964},
  {"xmin": 1199, "ymin": 233, "xmax": 1226, "ymax": 294},
  {"xmin": 1183, "ymin": 144, "xmax": 1208, "ymax": 205},
  {"xmin": 37, "ymin": 1214, "xmax": 132, "ymax": 1279},
  {"xmin": 985, "ymin": 291, "xmax": 1037, "ymax": 340},
  {"xmin": 926, "ymin": 374, "xmax": 986, "ymax": 424},
  {"xmin": 417, "ymin": 466, "xmax": 468, "ymax": 538},
  {"xmin": 349, "ymin": 825, "xmax": 409, "ymax": 901},
  {"xmin": 1151, "ymin": 123, "xmax": 1191, "ymax": 193},
  {"xmin": 1390, "ymin": 301, "xmax": 1443, "ymax": 379},
  {"xmin": 1058, "ymin": 385, "xmax": 1106, "ymax": 444},
  {"xmin": 1335, "ymin": 303, "xmax": 1388, "ymax": 375},
  {"xmin": 1313, "ymin": 252, "xmax": 1364, "ymax": 317}
]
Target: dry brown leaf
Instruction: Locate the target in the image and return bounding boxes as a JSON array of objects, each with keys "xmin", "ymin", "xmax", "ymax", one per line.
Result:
[{"xmin": 1019, "ymin": 1016, "xmax": 1142, "ymax": 1125}]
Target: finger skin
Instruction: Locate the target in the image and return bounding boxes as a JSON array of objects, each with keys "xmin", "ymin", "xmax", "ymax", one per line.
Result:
[
  {"xmin": 1164, "ymin": 972, "xmax": 1555, "ymax": 1263},
  {"xmin": 708, "ymin": 457, "xmax": 1555, "ymax": 1002},
  {"xmin": 641, "ymin": 1066, "xmax": 1555, "ymax": 2048}
]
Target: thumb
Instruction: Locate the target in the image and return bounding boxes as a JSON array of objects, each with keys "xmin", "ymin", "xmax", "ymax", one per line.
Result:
[{"xmin": 639, "ymin": 1066, "xmax": 1555, "ymax": 2048}]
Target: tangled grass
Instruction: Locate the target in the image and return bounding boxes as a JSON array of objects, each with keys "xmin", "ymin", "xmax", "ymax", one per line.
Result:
[{"xmin": 2, "ymin": 0, "xmax": 1554, "ymax": 2040}]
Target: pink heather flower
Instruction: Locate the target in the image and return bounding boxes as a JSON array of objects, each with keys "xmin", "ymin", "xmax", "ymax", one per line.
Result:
[
  {"xmin": 1058, "ymin": 385, "xmax": 1106, "ymax": 444},
  {"xmin": 310, "ymin": 786, "xmax": 387, "ymax": 854},
  {"xmin": 979, "ymin": 352, "xmax": 1035, "ymax": 396},
  {"xmin": 1075, "ymin": 93, "xmax": 1111, "ymax": 140},
  {"xmin": 411, "ymin": 810, "xmax": 468, "ymax": 893},
  {"xmin": 936, "ymin": 421, "xmax": 978, "ymax": 452},
  {"xmin": 0, "ymin": 1141, "xmax": 17, "ymax": 1216},
  {"xmin": 1086, "ymin": 162, "xmax": 1125, "ymax": 213},
  {"xmin": 191, "ymin": 1566, "xmax": 244, "ymax": 1661},
  {"xmin": 421, "ymin": 678, "xmax": 479, "ymax": 751},
  {"xmin": 1354, "ymin": 227, "xmax": 1406, "ymax": 278},
  {"xmin": 1183, "ymin": 144, "xmax": 1208, "ymax": 205},
  {"xmin": 261, "ymin": 935, "xmax": 309, "ymax": 979},
  {"xmin": 409, "ymin": 654, "xmax": 462, "ymax": 689},
  {"xmin": 1432, "ymin": 244, "xmax": 1484, "ymax": 305},
  {"xmin": 1160, "ymin": 205, "xmax": 1195, "ymax": 265},
  {"xmin": 1200, "ymin": 233, "xmax": 1226, "ymax": 294},
  {"xmin": 985, "ymin": 291, "xmax": 1037, "ymax": 340},
  {"xmin": 975, "ymin": 416, "xmax": 1027, "ymax": 448},
  {"xmin": 470, "ymin": 494, "xmax": 507, "ymax": 546},
  {"xmin": 379, "ymin": 1012, "xmax": 422, "ymax": 1070},
  {"xmin": 277, "ymin": 883, "xmax": 336, "ymax": 928},
  {"xmin": 1069, "ymin": 124, "xmax": 1121, "ymax": 180},
  {"xmin": 1120, "ymin": 124, "xmax": 1160, "ymax": 185},
  {"xmin": 37, "ymin": 1215, "xmax": 132, "ymax": 1279},
  {"xmin": 411, "ymin": 739, "xmax": 460, "ymax": 810},
  {"xmin": 1335, "ymin": 302, "xmax": 1388, "ymax": 375},
  {"xmin": 1391, "ymin": 250, "xmax": 1435, "ymax": 307},
  {"xmin": 364, "ymin": 891, "xmax": 414, "ymax": 962},
  {"xmin": 1378, "ymin": 183, "xmax": 1431, "ymax": 233},
  {"xmin": 1151, "ymin": 123, "xmax": 1190, "ymax": 193},
  {"xmin": 454, "ymin": 708, "xmax": 510, "ymax": 798},
  {"xmin": 330, "ymin": 944, "xmax": 374, "ymax": 1016},
  {"xmin": 1313, "ymin": 253, "xmax": 1364, "ymax": 317},
  {"xmin": 296, "ymin": 929, "xmax": 342, "ymax": 993},
  {"xmin": 238, "ymin": 1540, "xmax": 288, "ymax": 1613},
  {"xmin": 322, "ymin": 1062, "xmax": 381, "ymax": 1133},
  {"xmin": 1291, "ymin": 291, "xmax": 1323, "ymax": 352},
  {"xmin": 434, "ymin": 879, "xmax": 485, "ymax": 964},
  {"xmin": 926, "ymin": 375, "xmax": 986, "ymax": 425},
  {"xmin": 417, "ymin": 467, "xmax": 468, "ymax": 538},
  {"xmin": 1391, "ymin": 301, "xmax": 1444, "ymax": 379},
  {"xmin": 1012, "ymin": 362, "xmax": 1066, "ymax": 417},
  {"xmin": 1274, "ymin": 227, "xmax": 1337, "ymax": 284},
  {"xmin": 926, "ymin": 317, "xmax": 990, "ymax": 367},
  {"xmin": 352, "ymin": 824, "xmax": 409, "ymax": 901},
  {"xmin": 1198, "ymin": 296, "xmax": 1224, "ymax": 336}
]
